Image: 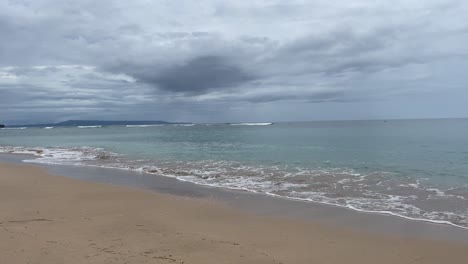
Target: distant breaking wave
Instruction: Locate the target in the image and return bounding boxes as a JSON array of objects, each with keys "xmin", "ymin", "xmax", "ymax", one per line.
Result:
[
  {"xmin": 44, "ymin": 127, "xmax": 54, "ymax": 129},
  {"xmin": 126, "ymin": 124, "xmax": 164, "ymax": 128},
  {"xmin": 1, "ymin": 127, "xmax": 27, "ymax": 130},
  {"xmin": 173, "ymin": 124, "xmax": 196, "ymax": 127},
  {"xmin": 77, "ymin": 125, "xmax": 102, "ymax": 128},
  {"xmin": 230, "ymin": 122, "xmax": 273, "ymax": 126}
]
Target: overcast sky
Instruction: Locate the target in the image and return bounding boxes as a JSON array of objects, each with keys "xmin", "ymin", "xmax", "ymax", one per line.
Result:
[{"xmin": 1, "ymin": 0, "xmax": 468, "ymax": 124}]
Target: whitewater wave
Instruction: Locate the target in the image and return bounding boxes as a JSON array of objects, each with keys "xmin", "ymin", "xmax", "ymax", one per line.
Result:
[
  {"xmin": 1, "ymin": 145, "xmax": 467, "ymax": 229},
  {"xmin": 126, "ymin": 124, "xmax": 165, "ymax": 128},
  {"xmin": 1, "ymin": 127, "xmax": 27, "ymax": 130},
  {"xmin": 173, "ymin": 124, "xmax": 196, "ymax": 127},
  {"xmin": 44, "ymin": 127, "xmax": 54, "ymax": 129},
  {"xmin": 230, "ymin": 123, "xmax": 273, "ymax": 126},
  {"xmin": 77, "ymin": 125, "xmax": 102, "ymax": 128},
  {"xmin": 0, "ymin": 146, "xmax": 117, "ymax": 164}
]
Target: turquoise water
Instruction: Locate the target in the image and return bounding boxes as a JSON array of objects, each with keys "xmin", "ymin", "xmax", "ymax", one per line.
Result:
[{"xmin": 1, "ymin": 119, "xmax": 468, "ymax": 227}]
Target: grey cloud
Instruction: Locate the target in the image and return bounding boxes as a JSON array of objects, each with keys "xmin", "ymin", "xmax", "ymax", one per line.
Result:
[
  {"xmin": 231, "ymin": 90, "xmax": 349, "ymax": 104},
  {"xmin": 114, "ymin": 56, "xmax": 256, "ymax": 94},
  {"xmin": 1, "ymin": 0, "xmax": 468, "ymax": 123},
  {"xmin": 270, "ymin": 27, "xmax": 407, "ymax": 77}
]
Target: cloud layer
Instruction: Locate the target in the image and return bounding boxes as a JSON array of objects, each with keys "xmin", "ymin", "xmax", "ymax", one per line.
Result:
[{"xmin": 1, "ymin": 0, "xmax": 468, "ymax": 124}]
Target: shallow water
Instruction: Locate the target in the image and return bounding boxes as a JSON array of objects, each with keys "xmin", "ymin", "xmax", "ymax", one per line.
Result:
[{"xmin": 1, "ymin": 119, "xmax": 468, "ymax": 227}]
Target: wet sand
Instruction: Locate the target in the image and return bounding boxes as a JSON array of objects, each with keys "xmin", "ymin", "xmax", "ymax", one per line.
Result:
[{"xmin": 1, "ymin": 162, "xmax": 467, "ymax": 263}]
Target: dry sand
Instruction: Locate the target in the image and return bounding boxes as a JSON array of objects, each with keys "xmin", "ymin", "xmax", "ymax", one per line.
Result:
[{"xmin": 1, "ymin": 162, "xmax": 467, "ymax": 264}]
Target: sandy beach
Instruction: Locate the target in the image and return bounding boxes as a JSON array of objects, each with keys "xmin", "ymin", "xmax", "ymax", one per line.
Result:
[{"xmin": 1, "ymin": 162, "xmax": 467, "ymax": 264}]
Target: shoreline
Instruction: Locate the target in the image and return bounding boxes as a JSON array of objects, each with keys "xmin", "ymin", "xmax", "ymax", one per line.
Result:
[
  {"xmin": 1, "ymin": 152, "xmax": 468, "ymax": 242},
  {"xmin": 2, "ymin": 153, "xmax": 468, "ymax": 241},
  {"xmin": 1, "ymin": 161, "xmax": 468, "ymax": 263},
  {"xmin": 1, "ymin": 142, "xmax": 467, "ymax": 231}
]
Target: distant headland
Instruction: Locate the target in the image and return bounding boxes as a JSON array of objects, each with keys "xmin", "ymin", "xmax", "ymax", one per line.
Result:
[{"xmin": 4, "ymin": 120, "xmax": 173, "ymax": 128}]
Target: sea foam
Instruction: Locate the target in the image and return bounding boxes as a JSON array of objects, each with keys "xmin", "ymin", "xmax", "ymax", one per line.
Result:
[
  {"xmin": 1, "ymin": 145, "xmax": 467, "ymax": 229},
  {"xmin": 77, "ymin": 125, "xmax": 102, "ymax": 128},
  {"xmin": 230, "ymin": 122, "xmax": 273, "ymax": 126}
]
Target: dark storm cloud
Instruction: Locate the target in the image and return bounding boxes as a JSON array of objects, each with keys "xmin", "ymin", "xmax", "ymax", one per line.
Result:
[{"xmin": 120, "ymin": 56, "xmax": 256, "ymax": 94}]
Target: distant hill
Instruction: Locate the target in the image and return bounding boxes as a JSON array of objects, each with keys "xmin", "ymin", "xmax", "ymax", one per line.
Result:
[{"xmin": 7, "ymin": 120, "xmax": 172, "ymax": 128}]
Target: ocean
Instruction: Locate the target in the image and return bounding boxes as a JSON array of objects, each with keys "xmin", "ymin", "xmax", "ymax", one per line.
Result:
[{"xmin": 1, "ymin": 119, "xmax": 467, "ymax": 228}]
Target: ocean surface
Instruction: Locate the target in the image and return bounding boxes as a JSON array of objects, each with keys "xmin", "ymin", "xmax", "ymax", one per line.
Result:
[{"xmin": 1, "ymin": 119, "xmax": 468, "ymax": 228}]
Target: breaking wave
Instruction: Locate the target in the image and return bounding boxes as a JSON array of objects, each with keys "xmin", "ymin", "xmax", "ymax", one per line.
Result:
[
  {"xmin": 173, "ymin": 124, "xmax": 196, "ymax": 127},
  {"xmin": 1, "ymin": 127, "xmax": 27, "ymax": 130},
  {"xmin": 126, "ymin": 124, "xmax": 165, "ymax": 128},
  {"xmin": 230, "ymin": 123, "xmax": 273, "ymax": 126}
]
